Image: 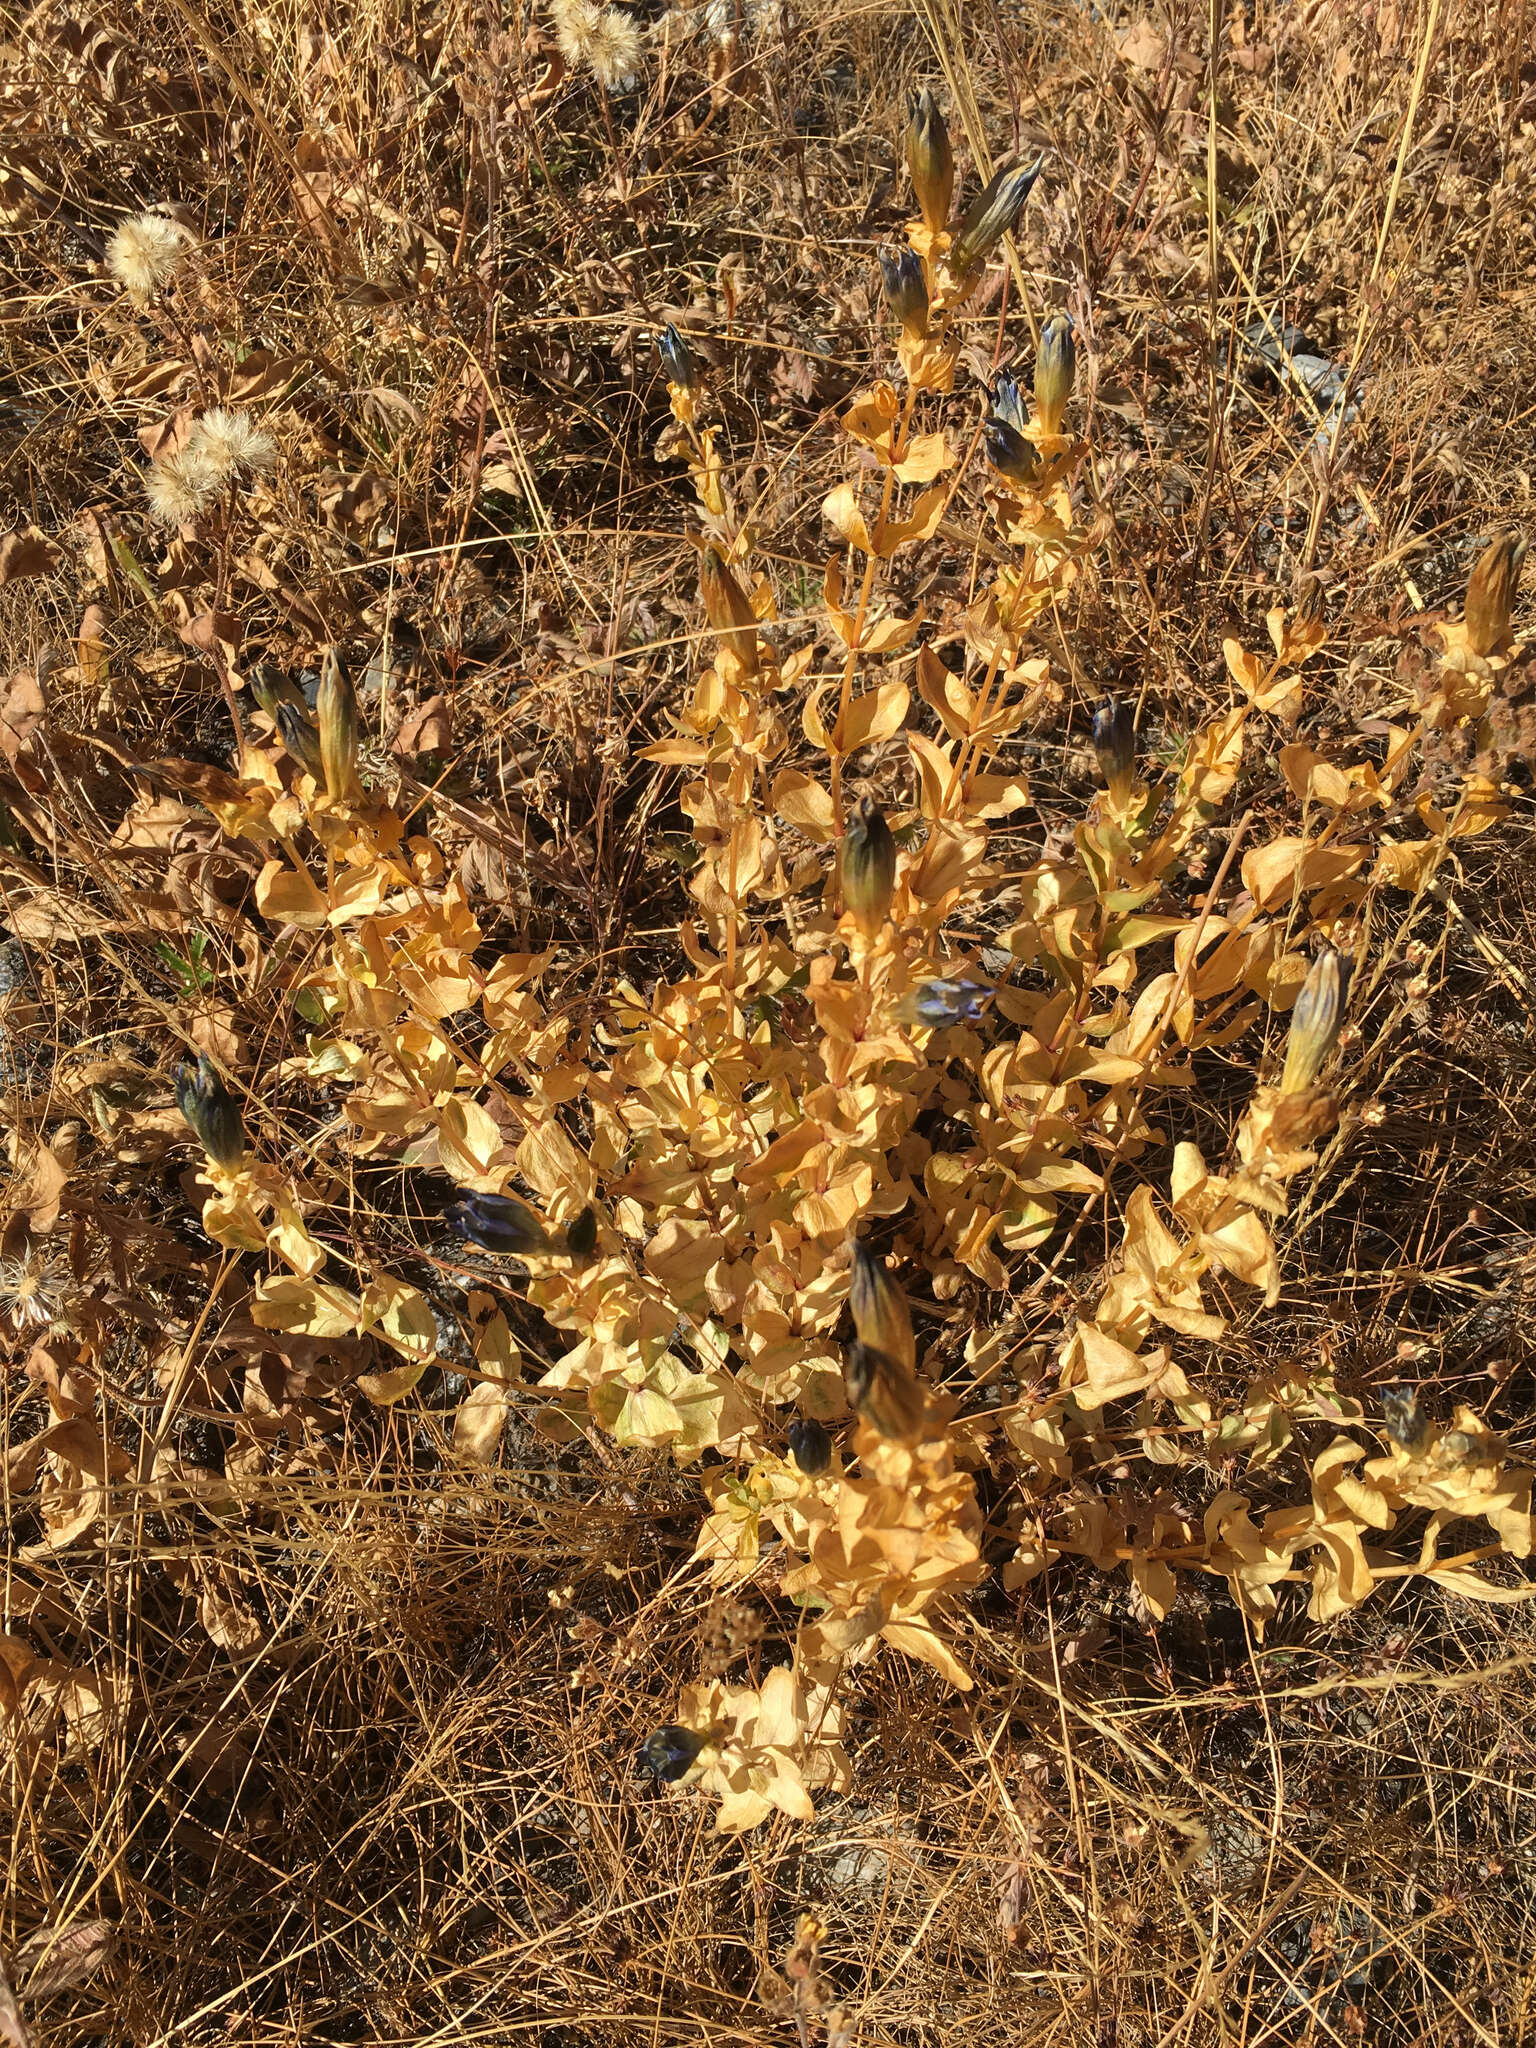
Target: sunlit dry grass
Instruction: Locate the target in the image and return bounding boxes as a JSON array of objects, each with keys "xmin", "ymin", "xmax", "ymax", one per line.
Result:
[{"xmin": 1, "ymin": 0, "xmax": 1534, "ymax": 2039}]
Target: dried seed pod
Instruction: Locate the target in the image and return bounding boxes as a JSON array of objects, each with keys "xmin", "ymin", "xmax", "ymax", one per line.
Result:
[
  {"xmin": 878, "ymin": 246, "xmax": 929, "ymax": 338},
  {"xmin": 274, "ymin": 699, "xmax": 325, "ymax": 780},
  {"xmin": 1091, "ymin": 696, "xmax": 1135, "ymax": 804},
  {"xmin": 1464, "ymin": 531, "xmax": 1528, "ymax": 657},
  {"xmin": 1033, "ymin": 311, "xmax": 1076, "ymax": 435},
  {"xmin": 638, "ymin": 1723, "xmax": 709, "ymax": 1782},
  {"xmin": 445, "ymin": 1191, "xmax": 553, "ymax": 1256},
  {"xmin": 699, "ymin": 545, "xmax": 759, "ymax": 679},
  {"xmin": 1280, "ymin": 948, "xmax": 1346, "ymax": 1095},
  {"xmin": 655, "ymin": 322, "xmax": 697, "ymax": 392},
  {"xmin": 949, "ymin": 156, "xmax": 1044, "ymax": 284},
  {"xmin": 843, "ymin": 1338, "xmax": 927, "ymax": 1442},
  {"xmin": 848, "ymin": 1236, "xmax": 916, "ymax": 1373},
  {"xmin": 982, "ymin": 415, "xmax": 1040, "ymax": 488},
  {"xmin": 904, "ymin": 87, "xmax": 954, "ymax": 235},
  {"xmin": 174, "ymin": 1054, "xmax": 246, "ymax": 1167},
  {"xmin": 316, "ymin": 648, "xmax": 360, "ymax": 801},
  {"xmin": 841, "ymin": 796, "xmax": 897, "ymax": 938},
  {"xmin": 786, "ymin": 1415, "xmax": 832, "ymax": 1474}
]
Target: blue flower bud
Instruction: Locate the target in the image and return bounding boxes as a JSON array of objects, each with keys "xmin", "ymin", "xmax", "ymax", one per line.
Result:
[
  {"xmin": 655, "ymin": 323, "xmax": 697, "ymax": 392},
  {"xmin": 949, "ymin": 156, "xmax": 1044, "ymax": 282},
  {"xmin": 174, "ymin": 1054, "xmax": 246, "ymax": 1167},
  {"xmin": 445, "ymin": 1192, "xmax": 552, "ymax": 1257},
  {"xmin": 878, "ymin": 247, "xmax": 928, "ymax": 337},
  {"xmin": 1091, "ymin": 697, "xmax": 1135, "ymax": 800},
  {"xmin": 905, "ymin": 88, "xmax": 954, "ymax": 234},
  {"xmin": 894, "ymin": 976, "xmax": 990, "ymax": 1028},
  {"xmin": 988, "ymin": 372, "xmax": 1029, "ymax": 434},
  {"xmin": 1034, "ymin": 312, "xmax": 1076, "ymax": 435},
  {"xmin": 274, "ymin": 700, "xmax": 325, "ymax": 780},
  {"xmin": 639, "ymin": 1723, "xmax": 709, "ymax": 1782},
  {"xmin": 982, "ymin": 415, "xmax": 1040, "ymax": 487},
  {"xmin": 841, "ymin": 796, "xmax": 897, "ymax": 938},
  {"xmin": 786, "ymin": 1416, "xmax": 832, "ymax": 1474}
]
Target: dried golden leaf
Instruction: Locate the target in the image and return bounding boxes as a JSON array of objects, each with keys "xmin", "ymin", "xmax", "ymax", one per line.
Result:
[
  {"xmin": 454, "ymin": 1382, "xmax": 508, "ymax": 1462},
  {"xmin": 254, "ymin": 858, "xmax": 328, "ymax": 928},
  {"xmin": 360, "ymin": 1276, "xmax": 437, "ymax": 1360},
  {"xmin": 439, "ymin": 1097, "xmax": 507, "ymax": 1187},
  {"xmin": 772, "ymin": 770, "xmax": 837, "ymax": 842},
  {"xmin": 251, "ymin": 1275, "xmax": 361, "ymax": 1338},
  {"xmin": 822, "ymin": 483, "xmax": 871, "ymax": 553},
  {"xmin": 893, "ymin": 431, "xmax": 952, "ymax": 483},
  {"xmin": 356, "ymin": 1359, "xmax": 428, "ymax": 1404},
  {"xmin": 837, "ymin": 680, "xmax": 908, "ymax": 751},
  {"xmin": 881, "ymin": 1619, "xmax": 972, "ymax": 1689},
  {"xmin": 0, "ymin": 525, "xmax": 60, "ymax": 585}
]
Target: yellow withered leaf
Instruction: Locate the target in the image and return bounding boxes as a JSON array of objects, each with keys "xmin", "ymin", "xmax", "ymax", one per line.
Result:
[
  {"xmin": 893, "ymin": 430, "xmax": 952, "ymax": 483},
  {"xmin": 356, "ymin": 1360, "xmax": 428, "ymax": 1404},
  {"xmin": 771, "ymin": 769, "xmax": 837, "ymax": 843},
  {"xmin": 821, "ymin": 482, "xmax": 871, "ymax": 553},
  {"xmin": 251, "ymin": 1275, "xmax": 361, "ymax": 1338},
  {"xmin": 438, "ymin": 1097, "xmax": 506, "ymax": 1188},
  {"xmin": 255, "ymin": 857, "xmax": 328, "ymax": 927},
  {"xmin": 836, "ymin": 680, "xmax": 908, "ymax": 751},
  {"xmin": 361, "ymin": 1276, "xmax": 437, "ymax": 1361},
  {"xmin": 880, "ymin": 1619, "xmax": 972, "ymax": 1690}
]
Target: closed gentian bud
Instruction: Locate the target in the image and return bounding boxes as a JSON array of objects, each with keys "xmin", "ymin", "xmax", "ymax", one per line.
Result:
[
  {"xmin": 1034, "ymin": 312, "xmax": 1076, "ymax": 435},
  {"xmin": 844, "ymin": 1338, "xmax": 926, "ymax": 1442},
  {"xmin": 1464, "ymin": 531, "xmax": 1528, "ymax": 657},
  {"xmin": 274, "ymin": 699, "xmax": 325, "ymax": 781},
  {"xmin": 841, "ymin": 796, "xmax": 897, "ymax": 938},
  {"xmin": 786, "ymin": 1415, "xmax": 832, "ymax": 1474},
  {"xmin": 878, "ymin": 247, "xmax": 928, "ymax": 338},
  {"xmin": 1091, "ymin": 696, "xmax": 1135, "ymax": 805},
  {"xmin": 699, "ymin": 545, "xmax": 759, "ymax": 679},
  {"xmin": 982, "ymin": 416, "xmax": 1041, "ymax": 488},
  {"xmin": 904, "ymin": 88, "xmax": 954, "ymax": 236},
  {"xmin": 565, "ymin": 1206, "xmax": 598, "ymax": 1259},
  {"xmin": 316, "ymin": 648, "xmax": 360, "ymax": 801},
  {"xmin": 638, "ymin": 1723, "xmax": 709, "ymax": 1782},
  {"xmin": 1381, "ymin": 1385, "xmax": 1428, "ymax": 1451},
  {"xmin": 1280, "ymin": 948, "xmax": 1346, "ymax": 1095},
  {"xmin": 445, "ymin": 1191, "xmax": 553, "ymax": 1256},
  {"xmin": 949, "ymin": 156, "xmax": 1044, "ymax": 283},
  {"xmin": 250, "ymin": 663, "xmax": 305, "ymax": 722},
  {"xmin": 848, "ymin": 1236, "xmax": 916, "ymax": 1373},
  {"xmin": 893, "ymin": 976, "xmax": 990, "ymax": 1029},
  {"xmin": 655, "ymin": 322, "xmax": 697, "ymax": 392},
  {"xmin": 174, "ymin": 1054, "xmax": 246, "ymax": 1167},
  {"xmin": 988, "ymin": 371, "xmax": 1029, "ymax": 433}
]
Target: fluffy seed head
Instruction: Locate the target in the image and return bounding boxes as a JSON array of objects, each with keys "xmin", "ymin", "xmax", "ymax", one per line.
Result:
[
  {"xmin": 144, "ymin": 446, "xmax": 222, "ymax": 526},
  {"xmin": 186, "ymin": 408, "xmax": 277, "ymax": 481},
  {"xmin": 549, "ymin": 0, "xmax": 643, "ymax": 86},
  {"xmin": 106, "ymin": 211, "xmax": 192, "ymax": 303}
]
